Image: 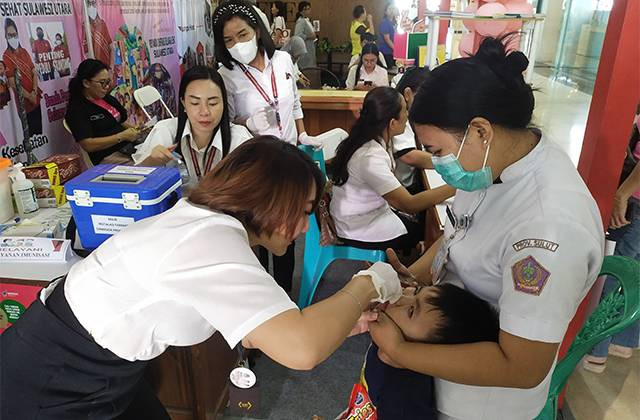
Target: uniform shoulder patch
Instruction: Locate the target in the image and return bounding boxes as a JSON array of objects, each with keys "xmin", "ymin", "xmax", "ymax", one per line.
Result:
[
  {"xmin": 512, "ymin": 238, "xmax": 559, "ymax": 253},
  {"xmin": 511, "ymin": 255, "xmax": 550, "ymax": 296}
]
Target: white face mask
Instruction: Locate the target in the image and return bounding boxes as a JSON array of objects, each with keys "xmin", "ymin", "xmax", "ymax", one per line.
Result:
[
  {"xmin": 7, "ymin": 37, "xmax": 19, "ymax": 50},
  {"xmin": 87, "ymin": 5, "xmax": 98, "ymax": 20},
  {"xmin": 228, "ymin": 34, "xmax": 258, "ymax": 65},
  {"xmin": 55, "ymin": 39, "xmax": 62, "ymax": 46}
]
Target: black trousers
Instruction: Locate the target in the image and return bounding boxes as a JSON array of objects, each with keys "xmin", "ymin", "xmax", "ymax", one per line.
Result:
[
  {"xmin": 383, "ymin": 53, "xmax": 395, "ymax": 69},
  {"xmin": 258, "ymin": 241, "xmax": 295, "ymax": 292},
  {"xmin": 0, "ymin": 279, "xmax": 169, "ymax": 419},
  {"xmin": 338, "ymin": 211, "xmax": 423, "ymax": 252}
]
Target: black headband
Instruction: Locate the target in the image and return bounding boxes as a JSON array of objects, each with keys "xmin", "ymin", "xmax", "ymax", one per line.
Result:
[{"xmin": 212, "ymin": 3, "xmax": 258, "ymax": 27}]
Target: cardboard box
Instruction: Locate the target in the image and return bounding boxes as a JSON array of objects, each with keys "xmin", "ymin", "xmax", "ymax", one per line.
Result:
[
  {"xmin": 23, "ymin": 162, "xmax": 59, "ymax": 188},
  {"xmin": 35, "ymin": 186, "xmax": 67, "ymax": 207},
  {"xmin": 22, "ymin": 154, "xmax": 82, "ymax": 188}
]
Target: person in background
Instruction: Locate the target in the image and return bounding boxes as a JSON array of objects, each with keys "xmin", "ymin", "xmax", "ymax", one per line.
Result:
[
  {"xmin": 393, "ymin": 67, "xmax": 433, "ymax": 193},
  {"xmin": 348, "ymin": 33, "xmax": 387, "ymax": 69},
  {"xmin": 84, "ymin": 0, "xmax": 112, "ymax": 68},
  {"xmin": 133, "ymin": 66, "xmax": 252, "ymax": 192},
  {"xmin": 213, "ymin": 0, "xmax": 322, "ymax": 293},
  {"xmin": 378, "ymin": 3, "xmax": 397, "ymax": 70},
  {"xmin": 3, "ymin": 18, "xmax": 42, "ymax": 137},
  {"xmin": 32, "ymin": 26, "xmax": 54, "ymax": 81},
  {"xmin": 583, "ymin": 105, "xmax": 640, "ymax": 373},
  {"xmin": 350, "ymin": 5, "xmax": 374, "ymax": 59},
  {"xmin": 294, "ymin": 1, "xmax": 316, "ymax": 69},
  {"xmin": 346, "ymin": 43, "xmax": 388, "ymax": 91},
  {"xmin": 53, "ymin": 33, "xmax": 71, "ymax": 77},
  {"xmin": 330, "ymin": 87, "xmax": 455, "ymax": 251},
  {"xmin": 65, "ymin": 59, "xmax": 142, "ymax": 165},
  {"xmin": 282, "ymin": 36, "xmax": 312, "ymax": 88},
  {"xmin": 270, "ymin": 1, "xmax": 288, "ymax": 48},
  {"xmin": 143, "ymin": 63, "xmax": 177, "ymax": 120}
]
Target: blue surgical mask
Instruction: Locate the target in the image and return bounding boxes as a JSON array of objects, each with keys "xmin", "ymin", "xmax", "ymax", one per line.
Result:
[{"xmin": 431, "ymin": 125, "xmax": 493, "ymax": 192}]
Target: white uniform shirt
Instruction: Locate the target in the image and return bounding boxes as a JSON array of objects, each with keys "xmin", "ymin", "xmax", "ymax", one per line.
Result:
[
  {"xmin": 345, "ymin": 64, "xmax": 389, "ymax": 90},
  {"xmin": 393, "ymin": 121, "xmax": 417, "ymax": 188},
  {"xmin": 330, "ymin": 139, "xmax": 407, "ymax": 242},
  {"xmin": 42, "ymin": 199, "xmax": 297, "ymax": 362},
  {"xmin": 436, "ymin": 135, "xmax": 604, "ymax": 420},
  {"xmin": 219, "ymin": 50, "xmax": 303, "ymax": 144},
  {"xmin": 132, "ymin": 118, "xmax": 252, "ymax": 184}
]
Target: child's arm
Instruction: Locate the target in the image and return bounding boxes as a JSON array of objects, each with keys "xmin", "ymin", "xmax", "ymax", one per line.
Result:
[{"xmin": 370, "ymin": 312, "xmax": 558, "ymax": 389}]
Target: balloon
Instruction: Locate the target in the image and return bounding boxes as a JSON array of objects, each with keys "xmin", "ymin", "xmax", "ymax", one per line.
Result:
[
  {"xmin": 458, "ymin": 32, "xmax": 476, "ymax": 57},
  {"xmin": 463, "ymin": 1, "xmax": 478, "ymax": 31},
  {"xmin": 475, "ymin": 3, "xmax": 508, "ymax": 37},
  {"xmin": 506, "ymin": 2, "xmax": 534, "ymax": 15}
]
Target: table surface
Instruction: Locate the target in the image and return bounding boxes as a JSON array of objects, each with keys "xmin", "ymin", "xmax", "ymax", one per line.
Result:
[{"xmin": 300, "ymin": 89, "xmax": 367, "ymax": 100}]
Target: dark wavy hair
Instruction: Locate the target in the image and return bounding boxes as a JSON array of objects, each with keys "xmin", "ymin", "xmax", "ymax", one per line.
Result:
[
  {"xmin": 190, "ymin": 136, "xmax": 325, "ymax": 238},
  {"xmin": 67, "ymin": 58, "xmax": 109, "ymax": 108},
  {"xmin": 331, "ymin": 87, "xmax": 403, "ymax": 186},
  {"xmin": 296, "ymin": 1, "xmax": 310, "ymax": 19},
  {"xmin": 410, "ymin": 34, "xmax": 534, "ymax": 135},
  {"xmin": 173, "ymin": 65, "xmax": 232, "ymax": 159},
  {"xmin": 213, "ymin": 0, "xmax": 276, "ymax": 70}
]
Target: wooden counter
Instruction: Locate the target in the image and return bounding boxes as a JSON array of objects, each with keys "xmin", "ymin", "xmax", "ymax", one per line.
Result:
[{"xmin": 300, "ymin": 89, "xmax": 366, "ymax": 136}]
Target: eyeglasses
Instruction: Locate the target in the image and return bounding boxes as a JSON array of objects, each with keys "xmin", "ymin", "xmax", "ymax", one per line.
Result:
[{"xmin": 90, "ymin": 79, "xmax": 111, "ymax": 88}]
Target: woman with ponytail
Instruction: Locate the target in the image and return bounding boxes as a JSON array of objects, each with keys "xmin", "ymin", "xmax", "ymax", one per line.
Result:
[
  {"xmin": 65, "ymin": 59, "xmax": 141, "ymax": 165},
  {"xmin": 368, "ymin": 35, "xmax": 605, "ymax": 420},
  {"xmin": 330, "ymin": 86, "xmax": 454, "ymax": 251},
  {"xmin": 132, "ymin": 65, "xmax": 251, "ymax": 192}
]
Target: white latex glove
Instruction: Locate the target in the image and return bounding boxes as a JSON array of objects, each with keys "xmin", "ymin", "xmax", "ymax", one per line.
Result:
[
  {"xmin": 356, "ymin": 262, "xmax": 403, "ymax": 303},
  {"xmin": 246, "ymin": 108, "xmax": 271, "ymax": 133},
  {"xmin": 298, "ymin": 131, "xmax": 323, "ymax": 149}
]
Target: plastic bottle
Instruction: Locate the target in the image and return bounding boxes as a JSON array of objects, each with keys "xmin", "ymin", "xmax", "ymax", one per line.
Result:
[
  {"xmin": 0, "ymin": 158, "xmax": 14, "ymax": 222},
  {"xmin": 170, "ymin": 152, "xmax": 191, "ymax": 186},
  {"xmin": 11, "ymin": 169, "xmax": 39, "ymax": 215}
]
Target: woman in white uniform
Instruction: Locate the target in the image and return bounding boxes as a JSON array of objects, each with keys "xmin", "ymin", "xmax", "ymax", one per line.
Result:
[
  {"xmin": 330, "ymin": 86, "xmax": 455, "ymax": 251},
  {"xmin": 132, "ymin": 65, "xmax": 252, "ymax": 191},
  {"xmin": 1, "ymin": 137, "xmax": 402, "ymax": 419},
  {"xmin": 369, "ymin": 37, "xmax": 605, "ymax": 420},
  {"xmin": 213, "ymin": 0, "xmax": 321, "ymax": 293}
]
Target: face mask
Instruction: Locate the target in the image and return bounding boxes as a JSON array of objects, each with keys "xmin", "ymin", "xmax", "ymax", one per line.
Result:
[
  {"xmin": 55, "ymin": 39, "xmax": 62, "ymax": 46},
  {"xmin": 87, "ymin": 5, "xmax": 98, "ymax": 20},
  {"xmin": 431, "ymin": 125, "xmax": 493, "ymax": 192},
  {"xmin": 228, "ymin": 35, "xmax": 258, "ymax": 65},
  {"xmin": 7, "ymin": 37, "xmax": 19, "ymax": 50}
]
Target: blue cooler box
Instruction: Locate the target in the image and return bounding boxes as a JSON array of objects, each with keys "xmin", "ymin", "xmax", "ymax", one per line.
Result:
[{"xmin": 65, "ymin": 164, "xmax": 182, "ymax": 249}]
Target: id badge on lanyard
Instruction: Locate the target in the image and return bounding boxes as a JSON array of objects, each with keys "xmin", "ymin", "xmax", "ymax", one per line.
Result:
[
  {"xmin": 239, "ymin": 63, "xmax": 283, "ymax": 136},
  {"xmin": 431, "ymin": 192, "xmax": 486, "ymax": 284}
]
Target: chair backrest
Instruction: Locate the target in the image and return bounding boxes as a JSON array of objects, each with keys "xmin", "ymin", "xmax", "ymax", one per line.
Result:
[
  {"xmin": 300, "ymin": 67, "xmax": 342, "ymax": 89},
  {"xmin": 63, "ymin": 118, "xmax": 93, "ymax": 169},
  {"xmin": 133, "ymin": 86, "xmax": 174, "ymax": 120},
  {"xmin": 547, "ymin": 255, "xmax": 640, "ymax": 400}
]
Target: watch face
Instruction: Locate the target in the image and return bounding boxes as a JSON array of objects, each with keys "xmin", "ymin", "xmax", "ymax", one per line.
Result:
[{"xmin": 229, "ymin": 367, "xmax": 256, "ymax": 389}]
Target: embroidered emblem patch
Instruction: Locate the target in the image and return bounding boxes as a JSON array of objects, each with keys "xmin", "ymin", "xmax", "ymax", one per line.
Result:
[
  {"xmin": 512, "ymin": 238, "xmax": 559, "ymax": 253},
  {"xmin": 512, "ymin": 256, "xmax": 550, "ymax": 296}
]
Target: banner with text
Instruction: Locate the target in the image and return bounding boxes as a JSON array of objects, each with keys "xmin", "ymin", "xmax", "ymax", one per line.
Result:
[
  {"xmin": 73, "ymin": 0, "xmax": 179, "ymax": 125},
  {"xmin": 173, "ymin": 0, "xmax": 215, "ymax": 74},
  {"xmin": 0, "ymin": 0, "xmax": 84, "ymax": 163}
]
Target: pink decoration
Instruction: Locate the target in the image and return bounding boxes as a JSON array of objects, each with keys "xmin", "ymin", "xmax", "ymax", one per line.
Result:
[
  {"xmin": 475, "ymin": 3, "xmax": 508, "ymax": 37},
  {"xmin": 506, "ymin": 2, "xmax": 534, "ymax": 15},
  {"xmin": 463, "ymin": 1, "xmax": 478, "ymax": 31},
  {"xmin": 506, "ymin": 19, "xmax": 523, "ymax": 32},
  {"xmin": 458, "ymin": 32, "xmax": 476, "ymax": 57},
  {"xmin": 504, "ymin": 33, "xmax": 522, "ymax": 53}
]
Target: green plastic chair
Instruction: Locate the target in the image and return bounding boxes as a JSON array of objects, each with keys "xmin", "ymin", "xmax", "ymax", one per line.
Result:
[{"xmin": 534, "ymin": 255, "xmax": 640, "ymax": 420}]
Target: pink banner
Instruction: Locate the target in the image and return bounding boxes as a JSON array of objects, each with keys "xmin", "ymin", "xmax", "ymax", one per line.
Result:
[
  {"xmin": 73, "ymin": 0, "xmax": 180, "ymax": 126},
  {"xmin": 0, "ymin": 0, "xmax": 85, "ymax": 164}
]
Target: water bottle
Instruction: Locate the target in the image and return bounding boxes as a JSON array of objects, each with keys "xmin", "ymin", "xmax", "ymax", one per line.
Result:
[{"xmin": 170, "ymin": 152, "xmax": 191, "ymax": 186}]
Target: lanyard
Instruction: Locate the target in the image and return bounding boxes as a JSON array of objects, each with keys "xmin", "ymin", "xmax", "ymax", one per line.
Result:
[
  {"xmin": 238, "ymin": 63, "xmax": 283, "ymax": 134},
  {"xmin": 188, "ymin": 141, "xmax": 217, "ymax": 180}
]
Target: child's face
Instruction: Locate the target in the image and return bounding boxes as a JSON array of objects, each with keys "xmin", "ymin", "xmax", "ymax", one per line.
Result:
[{"xmin": 383, "ymin": 286, "xmax": 443, "ymax": 342}]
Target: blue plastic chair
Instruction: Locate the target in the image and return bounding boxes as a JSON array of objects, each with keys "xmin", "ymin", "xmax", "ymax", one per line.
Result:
[{"xmin": 298, "ymin": 145, "xmax": 387, "ymax": 308}]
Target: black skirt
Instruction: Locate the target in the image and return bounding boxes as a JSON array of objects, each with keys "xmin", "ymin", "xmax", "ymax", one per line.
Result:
[{"xmin": 0, "ymin": 279, "xmax": 149, "ymax": 419}]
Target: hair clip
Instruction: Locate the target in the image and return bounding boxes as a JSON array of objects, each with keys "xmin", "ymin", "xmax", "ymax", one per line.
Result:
[{"xmin": 213, "ymin": 3, "xmax": 258, "ymax": 27}]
